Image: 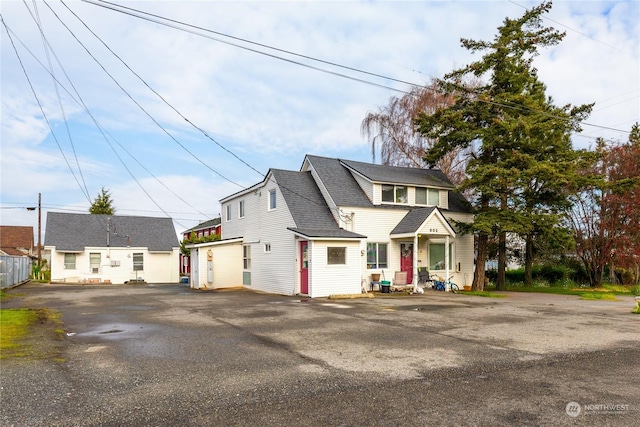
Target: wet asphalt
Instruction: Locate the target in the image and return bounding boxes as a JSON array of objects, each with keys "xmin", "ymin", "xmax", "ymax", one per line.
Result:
[{"xmin": 1, "ymin": 283, "xmax": 638, "ymax": 426}]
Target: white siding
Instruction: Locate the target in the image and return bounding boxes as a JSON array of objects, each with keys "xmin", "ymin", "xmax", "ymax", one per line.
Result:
[
  {"xmin": 309, "ymin": 240, "xmax": 361, "ymax": 298},
  {"xmin": 439, "ymin": 189, "xmax": 449, "ymax": 210},
  {"xmin": 48, "ymin": 246, "xmax": 179, "ymax": 284},
  {"xmin": 191, "ymin": 241, "xmax": 243, "ymax": 289},
  {"xmin": 351, "ymin": 172, "xmax": 374, "ymax": 202}
]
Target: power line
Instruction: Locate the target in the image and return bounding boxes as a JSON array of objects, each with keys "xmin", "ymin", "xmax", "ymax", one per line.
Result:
[
  {"xmin": 80, "ymin": 0, "xmax": 632, "ymax": 137},
  {"xmin": 42, "ymin": 1, "xmax": 245, "ymax": 190},
  {"xmin": 1, "ymin": 15, "xmax": 93, "ymax": 206}
]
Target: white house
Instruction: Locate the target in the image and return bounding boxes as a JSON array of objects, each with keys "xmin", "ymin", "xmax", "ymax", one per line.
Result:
[
  {"xmin": 190, "ymin": 155, "xmax": 474, "ymax": 298},
  {"xmin": 44, "ymin": 212, "xmax": 180, "ymax": 284}
]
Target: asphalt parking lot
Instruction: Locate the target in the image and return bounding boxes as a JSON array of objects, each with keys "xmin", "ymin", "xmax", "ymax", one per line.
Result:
[{"xmin": 1, "ymin": 283, "xmax": 638, "ymax": 426}]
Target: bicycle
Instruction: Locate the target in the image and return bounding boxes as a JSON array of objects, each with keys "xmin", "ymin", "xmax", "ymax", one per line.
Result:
[{"xmin": 430, "ymin": 275, "xmax": 459, "ymax": 293}]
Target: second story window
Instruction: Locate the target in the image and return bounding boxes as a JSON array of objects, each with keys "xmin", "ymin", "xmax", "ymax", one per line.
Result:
[
  {"xmin": 239, "ymin": 200, "xmax": 245, "ymax": 218},
  {"xmin": 382, "ymin": 185, "xmax": 408, "ymax": 204},
  {"xmin": 416, "ymin": 187, "xmax": 440, "ymax": 206},
  {"xmin": 226, "ymin": 204, "xmax": 231, "ymax": 222},
  {"xmin": 268, "ymin": 189, "xmax": 277, "ymax": 210}
]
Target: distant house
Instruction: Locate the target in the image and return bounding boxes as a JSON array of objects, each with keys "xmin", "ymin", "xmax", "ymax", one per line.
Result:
[
  {"xmin": 189, "ymin": 155, "xmax": 474, "ymax": 298},
  {"xmin": 44, "ymin": 213, "xmax": 180, "ymax": 284},
  {"xmin": 180, "ymin": 217, "xmax": 221, "ymax": 275},
  {"xmin": 0, "ymin": 225, "xmax": 34, "ymax": 256}
]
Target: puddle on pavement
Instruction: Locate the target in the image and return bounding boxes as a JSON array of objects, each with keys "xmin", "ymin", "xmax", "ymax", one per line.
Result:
[{"xmin": 74, "ymin": 323, "xmax": 151, "ymax": 341}]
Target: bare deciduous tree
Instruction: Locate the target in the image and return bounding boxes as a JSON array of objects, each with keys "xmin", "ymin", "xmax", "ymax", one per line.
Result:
[{"xmin": 360, "ymin": 81, "xmax": 468, "ymax": 185}]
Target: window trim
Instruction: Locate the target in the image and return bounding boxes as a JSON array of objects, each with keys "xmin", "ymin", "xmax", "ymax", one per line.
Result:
[
  {"xmin": 133, "ymin": 252, "xmax": 144, "ymax": 272},
  {"xmin": 268, "ymin": 189, "xmax": 277, "ymax": 211},
  {"xmin": 327, "ymin": 246, "xmax": 347, "ymax": 265},
  {"xmin": 225, "ymin": 204, "xmax": 231, "ymax": 222},
  {"xmin": 264, "ymin": 243, "xmax": 271, "ymax": 253},
  {"xmin": 366, "ymin": 242, "xmax": 388, "ymax": 269},
  {"xmin": 428, "ymin": 242, "xmax": 453, "ymax": 271},
  {"xmin": 239, "ymin": 200, "xmax": 245, "ymax": 218},
  {"xmin": 243, "ymin": 244, "xmax": 251, "ymax": 270},
  {"xmin": 64, "ymin": 253, "xmax": 76, "ymax": 270},
  {"xmin": 381, "ymin": 184, "xmax": 408, "ymax": 204},
  {"xmin": 90, "ymin": 252, "xmax": 101, "ymax": 274}
]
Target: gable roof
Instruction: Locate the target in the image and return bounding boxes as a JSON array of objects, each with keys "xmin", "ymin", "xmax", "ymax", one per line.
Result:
[
  {"xmin": 0, "ymin": 226, "xmax": 34, "ymax": 256},
  {"xmin": 183, "ymin": 217, "xmax": 221, "ymax": 234},
  {"xmin": 44, "ymin": 212, "xmax": 179, "ymax": 252},
  {"xmin": 271, "ymin": 169, "xmax": 365, "ymax": 239},
  {"xmin": 390, "ymin": 207, "xmax": 455, "ymax": 237}
]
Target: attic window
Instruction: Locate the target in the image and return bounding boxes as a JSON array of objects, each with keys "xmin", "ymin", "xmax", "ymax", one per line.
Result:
[{"xmin": 382, "ymin": 185, "xmax": 408, "ymax": 204}]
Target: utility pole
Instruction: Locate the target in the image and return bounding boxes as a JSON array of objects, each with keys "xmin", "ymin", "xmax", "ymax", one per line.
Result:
[{"xmin": 37, "ymin": 193, "xmax": 41, "ymax": 268}]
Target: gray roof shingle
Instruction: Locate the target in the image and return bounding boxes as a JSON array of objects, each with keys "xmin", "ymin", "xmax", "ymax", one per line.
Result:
[
  {"xmin": 303, "ymin": 155, "xmax": 373, "ymax": 207},
  {"xmin": 391, "ymin": 207, "xmax": 439, "ymax": 235},
  {"xmin": 340, "ymin": 158, "xmax": 455, "ymax": 188},
  {"xmin": 45, "ymin": 212, "xmax": 179, "ymax": 252}
]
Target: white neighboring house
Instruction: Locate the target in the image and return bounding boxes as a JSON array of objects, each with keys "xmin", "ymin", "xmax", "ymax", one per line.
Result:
[
  {"xmin": 190, "ymin": 155, "xmax": 474, "ymax": 298},
  {"xmin": 45, "ymin": 212, "xmax": 180, "ymax": 284}
]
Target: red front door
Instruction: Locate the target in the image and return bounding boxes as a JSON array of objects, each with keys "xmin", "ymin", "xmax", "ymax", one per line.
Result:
[
  {"xmin": 400, "ymin": 243, "xmax": 413, "ymax": 284},
  {"xmin": 300, "ymin": 241, "xmax": 309, "ymax": 294}
]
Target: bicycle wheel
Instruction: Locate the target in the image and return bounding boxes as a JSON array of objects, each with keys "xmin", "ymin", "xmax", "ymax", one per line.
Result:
[{"xmin": 450, "ymin": 283, "xmax": 459, "ymax": 293}]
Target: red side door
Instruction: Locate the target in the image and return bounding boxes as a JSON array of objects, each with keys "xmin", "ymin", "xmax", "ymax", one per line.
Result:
[
  {"xmin": 400, "ymin": 242, "xmax": 413, "ymax": 284},
  {"xmin": 300, "ymin": 241, "xmax": 309, "ymax": 294}
]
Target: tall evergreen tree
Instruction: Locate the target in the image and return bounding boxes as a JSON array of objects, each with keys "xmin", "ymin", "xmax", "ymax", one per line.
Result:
[
  {"xmin": 89, "ymin": 187, "xmax": 116, "ymax": 215},
  {"xmin": 416, "ymin": 1, "xmax": 592, "ymax": 290}
]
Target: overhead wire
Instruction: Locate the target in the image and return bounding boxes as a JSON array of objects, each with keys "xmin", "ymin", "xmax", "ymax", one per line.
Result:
[
  {"xmin": 26, "ymin": 0, "xmax": 91, "ymax": 201},
  {"xmin": 2, "ymin": 17, "xmax": 211, "ymax": 221},
  {"xmin": 80, "ymin": 0, "xmax": 632, "ymax": 137},
  {"xmin": 41, "ymin": 1, "xmax": 245, "ymax": 190},
  {"xmin": 1, "ymin": 15, "xmax": 93, "ymax": 207}
]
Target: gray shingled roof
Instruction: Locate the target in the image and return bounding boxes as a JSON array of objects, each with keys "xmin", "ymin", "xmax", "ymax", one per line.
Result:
[
  {"xmin": 340, "ymin": 158, "xmax": 455, "ymax": 188},
  {"xmin": 287, "ymin": 228, "xmax": 366, "ymax": 239},
  {"xmin": 303, "ymin": 155, "xmax": 373, "ymax": 207},
  {"xmin": 45, "ymin": 212, "xmax": 179, "ymax": 252},
  {"xmin": 391, "ymin": 207, "xmax": 439, "ymax": 235},
  {"xmin": 271, "ymin": 169, "xmax": 366, "ymax": 239},
  {"xmin": 305, "ymin": 155, "xmax": 471, "ymax": 214}
]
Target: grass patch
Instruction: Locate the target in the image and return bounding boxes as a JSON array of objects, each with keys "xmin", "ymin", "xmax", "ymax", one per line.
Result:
[
  {"xmin": 460, "ymin": 290, "xmax": 507, "ymax": 298},
  {"xmin": 632, "ymin": 305, "xmax": 640, "ymax": 314},
  {"xmin": 0, "ymin": 309, "xmax": 38, "ymax": 355},
  {"xmin": 580, "ymin": 293, "xmax": 617, "ymax": 300},
  {"xmin": 0, "ymin": 308, "xmax": 63, "ymax": 360}
]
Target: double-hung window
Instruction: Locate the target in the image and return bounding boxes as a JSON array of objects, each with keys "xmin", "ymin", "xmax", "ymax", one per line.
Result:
[
  {"xmin": 382, "ymin": 185, "xmax": 408, "ymax": 204},
  {"xmin": 226, "ymin": 204, "xmax": 231, "ymax": 222},
  {"xmin": 243, "ymin": 245, "xmax": 251, "ymax": 269},
  {"xmin": 90, "ymin": 253, "xmax": 101, "ymax": 274},
  {"xmin": 366, "ymin": 243, "xmax": 388, "ymax": 269},
  {"xmin": 133, "ymin": 253, "xmax": 144, "ymax": 271},
  {"xmin": 64, "ymin": 253, "xmax": 76, "ymax": 269}
]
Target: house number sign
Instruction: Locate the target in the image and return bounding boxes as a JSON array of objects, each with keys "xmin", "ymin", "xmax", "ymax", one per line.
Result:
[{"xmin": 429, "ymin": 228, "xmax": 439, "ymax": 233}]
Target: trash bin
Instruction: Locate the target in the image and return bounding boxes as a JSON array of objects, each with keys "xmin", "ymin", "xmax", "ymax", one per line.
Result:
[
  {"xmin": 180, "ymin": 277, "xmax": 189, "ymax": 284},
  {"xmin": 381, "ymin": 280, "xmax": 391, "ymax": 293}
]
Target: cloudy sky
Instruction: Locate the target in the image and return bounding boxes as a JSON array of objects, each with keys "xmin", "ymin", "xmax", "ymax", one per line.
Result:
[{"xmin": 1, "ymin": 0, "xmax": 638, "ymax": 242}]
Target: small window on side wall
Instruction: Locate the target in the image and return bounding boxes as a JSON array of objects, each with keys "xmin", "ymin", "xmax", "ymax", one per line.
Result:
[
  {"xmin": 268, "ymin": 189, "xmax": 277, "ymax": 210},
  {"xmin": 327, "ymin": 247, "xmax": 346, "ymax": 265}
]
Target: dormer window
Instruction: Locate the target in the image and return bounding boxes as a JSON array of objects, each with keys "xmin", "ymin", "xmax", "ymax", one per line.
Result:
[
  {"xmin": 382, "ymin": 185, "xmax": 408, "ymax": 204},
  {"xmin": 416, "ymin": 187, "xmax": 440, "ymax": 206}
]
